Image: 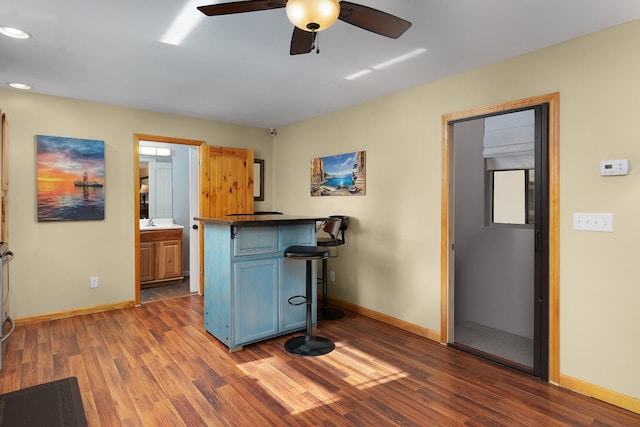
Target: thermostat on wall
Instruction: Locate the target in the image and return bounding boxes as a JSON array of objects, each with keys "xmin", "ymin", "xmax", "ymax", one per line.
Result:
[{"xmin": 600, "ymin": 159, "xmax": 628, "ymax": 176}]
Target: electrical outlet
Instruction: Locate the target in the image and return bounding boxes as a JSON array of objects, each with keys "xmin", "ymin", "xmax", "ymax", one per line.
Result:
[
  {"xmin": 329, "ymin": 271, "xmax": 335, "ymax": 282},
  {"xmin": 90, "ymin": 276, "xmax": 99, "ymax": 288}
]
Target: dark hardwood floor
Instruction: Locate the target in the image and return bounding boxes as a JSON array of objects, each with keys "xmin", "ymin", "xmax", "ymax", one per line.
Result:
[{"xmin": 1, "ymin": 295, "xmax": 638, "ymax": 426}]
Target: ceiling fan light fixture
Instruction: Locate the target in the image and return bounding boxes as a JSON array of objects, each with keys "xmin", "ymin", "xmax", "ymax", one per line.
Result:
[
  {"xmin": 286, "ymin": 0, "xmax": 340, "ymax": 32},
  {"xmin": 0, "ymin": 26, "xmax": 31, "ymax": 39}
]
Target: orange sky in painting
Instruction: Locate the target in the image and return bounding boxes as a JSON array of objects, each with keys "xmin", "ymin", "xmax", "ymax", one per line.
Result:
[
  {"xmin": 37, "ymin": 152, "xmax": 79, "ymax": 182},
  {"xmin": 37, "ymin": 140, "xmax": 104, "ymax": 185}
]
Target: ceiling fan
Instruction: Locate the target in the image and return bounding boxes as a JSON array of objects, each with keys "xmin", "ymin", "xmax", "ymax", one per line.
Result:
[{"xmin": 197, "ymin": 0, "xmax": 412, "ymax": 55}]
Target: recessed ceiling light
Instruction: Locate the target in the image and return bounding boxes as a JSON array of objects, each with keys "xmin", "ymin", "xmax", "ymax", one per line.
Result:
[
  {"xmin": 0, "ymin": 26, "xmax": 31, "ymax": 39},
  {"xmin": 7, "ymin": 82, "xmax": 32, "ymax": 90}
]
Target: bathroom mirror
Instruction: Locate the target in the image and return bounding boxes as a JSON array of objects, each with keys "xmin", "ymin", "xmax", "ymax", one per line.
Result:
[
  {"xmin": 139, "ymin": 156, "xmax": 173, "ymax": 219},
  {"xmin": 139, "ymin": 176, "xmax": 149, "ymax": 219}
]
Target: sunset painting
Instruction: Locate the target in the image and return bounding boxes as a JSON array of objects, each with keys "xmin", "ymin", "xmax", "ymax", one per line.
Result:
[{"xmin": 37, "ymin": 135, "xmax": 105, "ymax": 221}]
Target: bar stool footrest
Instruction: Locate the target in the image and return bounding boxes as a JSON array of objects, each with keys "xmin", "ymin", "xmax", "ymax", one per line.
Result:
[{"xmin": 287, "ymin": 295, "xmax": 308, "ymax": 306}]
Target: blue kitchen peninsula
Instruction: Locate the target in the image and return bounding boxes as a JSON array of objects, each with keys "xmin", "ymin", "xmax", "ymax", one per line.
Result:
[{"xmin": 195, "ymin": 215, "xmax": 327, "ymax": 351}]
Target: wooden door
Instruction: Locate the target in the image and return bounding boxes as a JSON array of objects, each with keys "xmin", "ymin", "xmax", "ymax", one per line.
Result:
[
  {"xmin": 200, "ymin": 146, "xmax": 254, "ymax": 218},
  {"xmin": 198, "ymin": 146, "xmax": 254, "ymax": 291}
]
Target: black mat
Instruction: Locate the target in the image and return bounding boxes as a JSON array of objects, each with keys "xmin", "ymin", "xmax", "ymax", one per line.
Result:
[{"xmin": 0, "ymin": 377, "xmax": 87, "ymax": 426}]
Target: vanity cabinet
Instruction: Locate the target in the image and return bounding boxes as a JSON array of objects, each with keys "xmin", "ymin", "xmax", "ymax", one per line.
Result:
[
  {"xmin": 140, "ymin": 228, "xmax": 183, "ymax": 286},
  {"xmin": 139, "ymin": 241, "xmax": 156, "ymax": 283},
  {"xmin": 199, "ymin": 217, "xmax": 320, "ymax": 351}
]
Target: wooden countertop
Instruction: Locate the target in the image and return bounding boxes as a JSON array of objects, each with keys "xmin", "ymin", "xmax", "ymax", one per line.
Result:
[{"xmin": 194, "ymin": 215, "xmax": 328, "ymax": 226}]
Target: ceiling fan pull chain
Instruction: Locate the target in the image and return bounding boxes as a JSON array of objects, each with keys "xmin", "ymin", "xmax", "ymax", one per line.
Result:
[{"xmin": 315, "ymin": 31, "xmax": 320, "ymax": 54}]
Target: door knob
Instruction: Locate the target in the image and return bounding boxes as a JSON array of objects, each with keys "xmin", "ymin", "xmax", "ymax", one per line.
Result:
[{"xmin": 192, "ymin": 224, "xmax": 198, "ymax": 230}]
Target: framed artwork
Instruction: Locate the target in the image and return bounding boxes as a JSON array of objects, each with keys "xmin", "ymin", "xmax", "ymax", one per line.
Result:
[
  {"xmin": 37, "ymin": 135, "xmax": 105, "ymax": 221},
  {"xmin": 311, "ymin": 150, "xmax": 365, "ymax": 196},
  {"xmin": 254, "ymin": 159, "xmax": 264, "ymax": 201}
]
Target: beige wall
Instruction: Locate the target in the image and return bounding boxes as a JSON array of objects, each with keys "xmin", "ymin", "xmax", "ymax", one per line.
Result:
[
  {"xmin": 2, "ymin": 18, "xmax": 639, "ymax": 409},
  {"xmin": 274, "ymin": 21, "xmax": 640, "ymax": 402},
  {"xmin": 1, "ymin": 90, "xmax": 273, "ymax": 318}
]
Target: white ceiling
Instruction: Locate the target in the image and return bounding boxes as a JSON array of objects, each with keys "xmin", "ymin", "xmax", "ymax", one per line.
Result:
[{"xmin": 2, "ymin": 0, "xmax": 640, "ymax": 129}]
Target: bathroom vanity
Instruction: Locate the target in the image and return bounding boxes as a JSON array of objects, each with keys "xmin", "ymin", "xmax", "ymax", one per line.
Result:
[{"xmin": 139, "ymin": 219, "xmax": 184, "ymax": 286}]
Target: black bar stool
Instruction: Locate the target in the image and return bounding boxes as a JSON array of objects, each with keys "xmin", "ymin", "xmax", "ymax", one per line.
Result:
[
  {"xmin": 316, "ymin": 215, "xmax": 349, "ymax": 320},
  {"xmin": 284, "ymin": 245, "xmax": 335, "ymax": 356}
]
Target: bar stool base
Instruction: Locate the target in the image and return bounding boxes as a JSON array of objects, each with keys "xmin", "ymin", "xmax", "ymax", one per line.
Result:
[
  {"xmin": 318, "ymin": 307, "xmax": 345, "ymax": 321},
  {"xmin": 285, "ymin": 335, "xmax": 335, "ymax": 356}
]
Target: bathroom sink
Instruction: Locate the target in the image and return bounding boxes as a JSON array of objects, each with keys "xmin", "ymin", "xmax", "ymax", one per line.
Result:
[
  {"xmin": 140, "ymin": 224, "xmax": 184, "ymax": 230},
  {"xmin": 140, "ymin": 218, "xmax": 184, "ymax": 231}
]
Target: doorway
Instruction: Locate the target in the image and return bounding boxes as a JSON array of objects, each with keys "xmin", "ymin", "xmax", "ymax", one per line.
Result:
[
  {"xmin": 440, "ymin": 93, "xmax": 560, "ymax": 382},
  {"xmin": 134, "ymin": 134, "xmax": 205, "ymax": 305}
]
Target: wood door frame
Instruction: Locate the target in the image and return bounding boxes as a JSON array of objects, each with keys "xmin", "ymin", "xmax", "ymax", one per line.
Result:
[
  {"xmin": 1, "ymin": 111, "xmax": 8, "ymax": 242},
  {"xmin": 133, "ymin": 134, "xmax": 205, "ymax": 305},
  {"xmin": 440, "ymin": 93, "xmax": 560, "ymax": 383}
]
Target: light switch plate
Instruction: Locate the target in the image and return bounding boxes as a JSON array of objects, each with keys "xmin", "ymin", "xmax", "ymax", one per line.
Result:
[{"xmin": 573, "ymin": 213, "xmax": 613, "ymax": 232}]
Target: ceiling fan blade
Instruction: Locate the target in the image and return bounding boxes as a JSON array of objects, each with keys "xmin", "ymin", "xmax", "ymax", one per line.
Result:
[
  {"xmin": 338, "ymin": 1, "xmax": 411, "ymax": 39},
  {"xmin": 290, "ymin": 27, "xmax": 316, "ymax": 55},
  {"xmin": 198, "ymin": 0, "xmax": 286, "ymax": 16}
]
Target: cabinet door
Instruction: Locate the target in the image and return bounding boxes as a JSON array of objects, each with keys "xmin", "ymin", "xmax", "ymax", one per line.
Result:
[
  {"xmin": 157, "ymin": 240, "xmax": 182, "ymax": 280},
  {"xmin": 233, "ymin": 258, "xmax": 277, "ymax": 345},
  {"xmin": 234, "ymin": 226, "xmax": 277, "ymax": 257},
  {"xmin": 279, "ymin": 257, "xmax": 311, "ymax": 333},
  {"xmin": 140, "ymin": 242, "xmax": 156, "ymax": 283}
]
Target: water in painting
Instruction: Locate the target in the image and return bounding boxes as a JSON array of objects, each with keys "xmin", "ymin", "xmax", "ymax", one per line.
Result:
[{"xmin": 37, "ymin": 135, "xmax": 105, "ymax": 221}]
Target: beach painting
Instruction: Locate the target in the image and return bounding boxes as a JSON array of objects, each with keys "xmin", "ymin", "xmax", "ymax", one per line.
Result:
[
  {"xmin": 37, "ymin": 135, "xmax": 105, "ymax": 221},
  {"xmin": 311, "ymin": 151, "xmax": 365, "ymax": 196}
]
